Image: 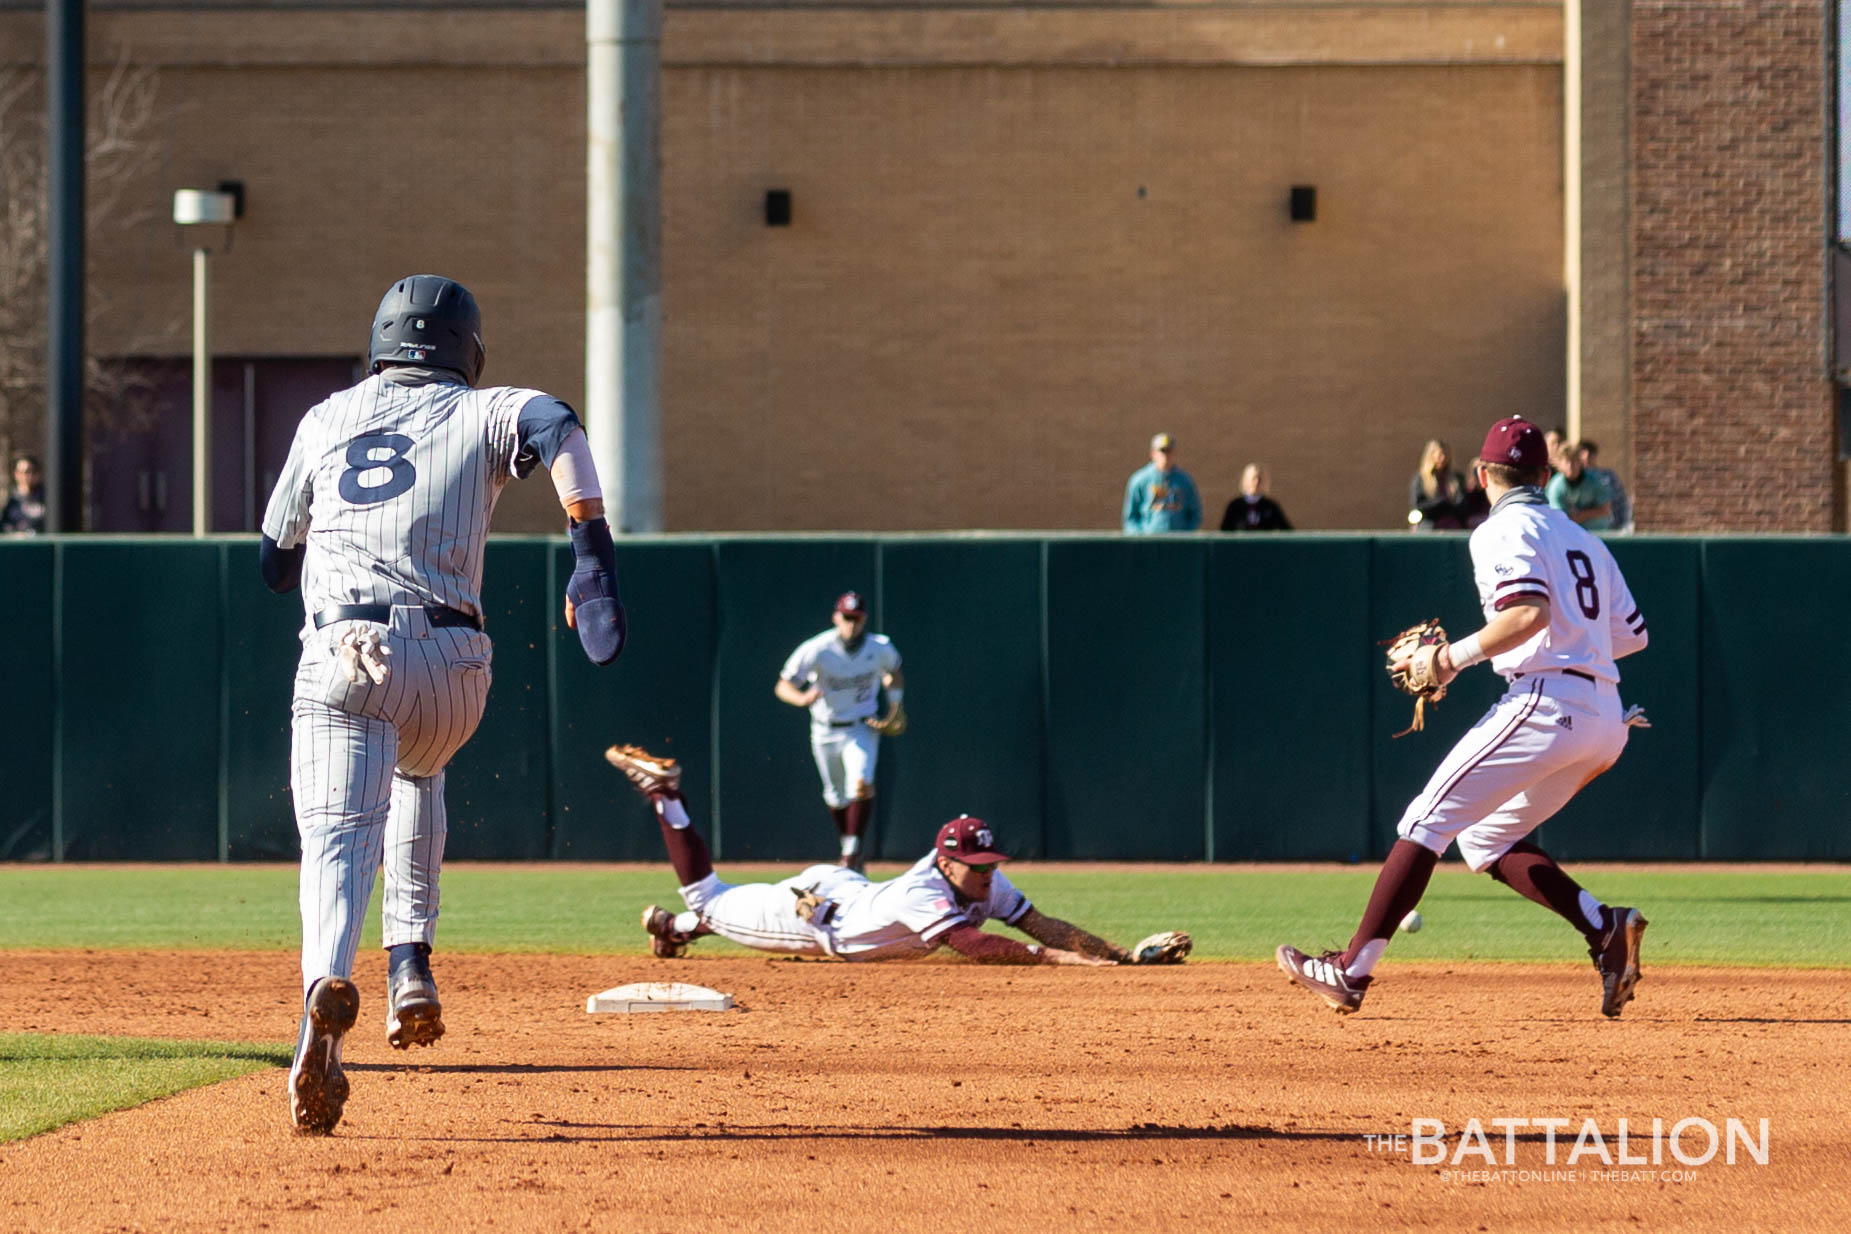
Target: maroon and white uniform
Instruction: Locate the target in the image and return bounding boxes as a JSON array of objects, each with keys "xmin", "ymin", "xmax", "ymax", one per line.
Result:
[
  {"xmin": 676, "ymin": 850, "xmax": 1030, "ymax": 961},
  {"xmin": 1396, "ymin": 489, "xmax": 1648, "ymax": 871},
  {"xmin": 780, "ymin": 627, "xmax": 902, "ymax": 808}
]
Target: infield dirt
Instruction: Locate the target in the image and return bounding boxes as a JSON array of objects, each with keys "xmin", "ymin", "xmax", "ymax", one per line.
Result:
[{"xmin": 1, "ymin": 950, "xmax": 1845, "ymax": 1232}]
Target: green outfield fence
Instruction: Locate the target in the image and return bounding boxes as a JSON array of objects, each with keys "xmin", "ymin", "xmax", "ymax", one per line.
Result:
[{"xmin": 0, "ymin": 534, "xmax": 1843, "ymax": 864}]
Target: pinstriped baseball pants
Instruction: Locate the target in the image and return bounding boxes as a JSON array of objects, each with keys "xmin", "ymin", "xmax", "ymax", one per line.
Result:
[
  {"xmin": 677, "ymin": 865, "xmax": 845, "ymax": 957},
  {"xmin": 290, "ymin": 608, "xmax": 491, "ymax": 994}
]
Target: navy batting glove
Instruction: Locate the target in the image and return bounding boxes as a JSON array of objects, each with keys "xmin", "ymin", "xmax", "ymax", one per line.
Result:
[{"xmin": 566, "ymin": 516, "xmax": 627, "ymax": 666}]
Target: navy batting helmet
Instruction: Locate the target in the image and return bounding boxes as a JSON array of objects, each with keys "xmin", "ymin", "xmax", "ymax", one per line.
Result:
[{"xmin": 368, "ymin": 275, "xmax": 486, "ymax": 384}]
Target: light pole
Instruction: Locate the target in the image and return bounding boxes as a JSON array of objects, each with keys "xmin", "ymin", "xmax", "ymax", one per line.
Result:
[
  {"xmin": 586, "ymin": 0, "xmax": 663, "ymax": 533},
  {"xmin": 172, "ymin": 186, "xmax": 239, "ymax": 535}
]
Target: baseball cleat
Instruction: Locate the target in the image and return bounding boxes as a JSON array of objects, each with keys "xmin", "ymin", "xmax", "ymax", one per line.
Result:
[
  {"xmin": 289, "ymin": 976, "xmax": 359, "ymax": 1135},
  {"xmin": 1591, "ymin": 906, "xmax": 1648, "ymax": 1018},
  {"xmin": 1276, "ymin": 945, "xmax": 1370, "ymax": 1014},
  {"xmin": 641, "ymin": 904, "xmax": 692, "ymax": 958},
  {"xmin": 604, "ymin": 744, "xmax": 682, "ymax": 797},
  {"xmin": 385, "ymin": 943, "xmax": 444, "ymax": 1049}
]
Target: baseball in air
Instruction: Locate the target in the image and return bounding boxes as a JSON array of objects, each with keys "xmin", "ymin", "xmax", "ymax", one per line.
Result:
[{"xmin": 1400, "ymin": 910, "xmax": 1423, "ymax": 934}]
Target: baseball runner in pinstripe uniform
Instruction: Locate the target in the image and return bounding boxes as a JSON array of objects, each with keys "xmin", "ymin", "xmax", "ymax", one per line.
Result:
[
  {"xmin": 1277, "ymin": 416, "xmax": 1651, "ymax": 1019},
  {"xmin": 261, "ymin": 275, "xmax": 626, "ymax": 1134}
]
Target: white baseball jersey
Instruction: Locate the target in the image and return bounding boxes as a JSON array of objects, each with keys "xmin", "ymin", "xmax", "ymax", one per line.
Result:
[
  {"xmin": 781, "ymin": 630, "xmax": 901, "ymax": 725},
  {"xmin": 262, "ymin": 374, "xmax": 549, "ymax": 623},
  {"xmin": 1398, "ymin": 488, "xmax": 1649, "ymax": 871},
  {"xmin": 1468, "ymin": 491, "xmax": 1648, "ymax": 682},
  {"xmin": 679, "ymin": 853, "xmax": 1032, "ymax": 962}
]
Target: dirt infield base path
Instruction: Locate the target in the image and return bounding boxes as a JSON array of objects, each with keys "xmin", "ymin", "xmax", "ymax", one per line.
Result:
[{"xmin": 2, "ymin": 951, "xmax": 1846, "ymax": 1232}]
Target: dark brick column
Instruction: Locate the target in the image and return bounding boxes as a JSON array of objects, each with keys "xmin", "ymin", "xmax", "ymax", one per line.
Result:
[{"xmin": 1632, "ymin": 0, "xmax": 1835, "ymax": 530}]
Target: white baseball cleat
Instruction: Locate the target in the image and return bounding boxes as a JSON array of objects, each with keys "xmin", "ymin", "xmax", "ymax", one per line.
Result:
[{"xmin": 1276, "ymin": 945, "xmax": 1370, "ymax": 1015}]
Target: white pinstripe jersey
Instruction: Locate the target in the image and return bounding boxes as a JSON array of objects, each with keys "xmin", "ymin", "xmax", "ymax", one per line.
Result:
[
  {"xmin": 825, "ymin": 851, "xmax": 1031, "ymax": 960},
  {"xmin": 1469, "ymin": 491, "xmax": 1648, "ymax": 683},
  {"xmin": 262, "ymin": 374, "xmax": 545, "ymax": 621}
]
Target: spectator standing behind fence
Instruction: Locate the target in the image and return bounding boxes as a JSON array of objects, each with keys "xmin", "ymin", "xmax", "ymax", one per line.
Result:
[
  {"xmin": 1122, "ymin": 432, "xmax": 1201, "ymax": 533},
  {"xmin": 1407, "ymin": 440, "xmax": 1470, "ymax": 532},
  {"xmin": 1579, "ymin": 441, "xmax": 1632, "ymax": 532},
  {"xmin": 1546, "ymin": 441, "xmax": 1616, "ymax": 530},
  {"xmin": 1220, "ymin": 463, "xmax": 1293, "ymax": 531},
  {"xmin": 2, "ymin": 457, "xmax": 46, "ymax": 535}
]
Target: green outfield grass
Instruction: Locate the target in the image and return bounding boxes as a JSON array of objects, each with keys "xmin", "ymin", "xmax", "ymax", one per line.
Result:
[
  {"xmin": 0, "ymin": 1033, "xmax": 291, "ymax": 1143},
  {"xmin": 0, "ymin": 864, "xmax": 1844, "ymax": 966}
]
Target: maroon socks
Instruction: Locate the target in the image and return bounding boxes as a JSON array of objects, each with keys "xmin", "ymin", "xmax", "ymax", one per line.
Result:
[
  {"xmin": 1490, "ymin": 840, "xmax": 1606, "ymax": 943},
  {"xmin": 1343, "ymin": 839, "xmax": 1440, "ymax": 969},
  {"xmin": 653, "ymin": 794, "xmax": 713, "ymax": 886}
]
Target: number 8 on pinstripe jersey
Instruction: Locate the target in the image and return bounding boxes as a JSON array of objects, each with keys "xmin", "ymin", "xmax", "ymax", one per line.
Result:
[{"xmin": 338, "ymin": 432, "xmax": 417, "ymax": 504}]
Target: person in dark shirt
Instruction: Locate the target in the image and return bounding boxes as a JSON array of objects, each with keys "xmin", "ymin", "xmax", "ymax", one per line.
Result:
[
  {"xmin": 1407, "ymin": 439, "xmax": 1470, "ymax": 531},
  {"xmin": 1221, "ymin": 463, "xmax": 1293, "ymax": 531},
  {"xmin": 2, "ymin": 456, "xmax": 46, "ymax": 535}
]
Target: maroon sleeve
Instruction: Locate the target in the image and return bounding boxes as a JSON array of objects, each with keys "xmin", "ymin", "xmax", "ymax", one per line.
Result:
[{"xmin": 942, "ymin": 924, "xmax": 1042, "ymax": 964}]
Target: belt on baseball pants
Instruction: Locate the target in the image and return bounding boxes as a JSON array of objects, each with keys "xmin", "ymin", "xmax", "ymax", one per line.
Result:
[
  {"xmin": 1513, "ymin": 668, "xmax": 1596, "ymax": 684},
  {"xmin": 313, "ymin": 603, "xmax": 483, "ymax": 633},
  {"xmin": 828, "ymin": 719, "xmax": 866, "ymax": 728}
]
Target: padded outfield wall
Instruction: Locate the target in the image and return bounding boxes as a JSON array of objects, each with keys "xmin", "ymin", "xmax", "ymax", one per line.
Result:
[{"xmin": 0, "ymin": 534, "xmax": 1840, "ymax": 864}]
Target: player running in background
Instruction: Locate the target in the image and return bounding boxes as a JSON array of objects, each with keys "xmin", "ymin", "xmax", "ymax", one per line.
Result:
[
  {"xmin": 775, "ymin": 592, "xmax": 904, "ymax": 870},
  {"xmin": 261, "ymin": 274, "xmax": 626, "ymax": 1134},
  {"xmin": 605, "ymin": 744, "xmax": 1190, "ymax": 967},
  {"xmin": 1277, "ymin": 416, "xmax": 1651, "ymax": 1018}
]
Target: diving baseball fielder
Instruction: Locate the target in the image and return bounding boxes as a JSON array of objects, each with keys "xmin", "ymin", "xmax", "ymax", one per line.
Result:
[
  {"xmin": 1278, "ymin": 416, "xmax": 1651, "ymax": 1018},
  {"xmin": 261, "ymin": 274, "xmax": 626, "ymax": 1134},
  {"xmin": 605, "ymin": 744, "xmax": 1191, "ymax": 966},
  {"xmin": 774, "ymin": 592, "xmax": 904, "ymax": 869}
]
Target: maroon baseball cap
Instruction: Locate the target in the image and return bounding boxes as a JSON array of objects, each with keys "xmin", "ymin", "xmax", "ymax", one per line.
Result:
[
  {"xmin": 935, "ymin": 815, "xmax": 1011, "ymax": 864},
  {"xmin": 834, "ymin": 591, "xmax": 866, "ymax": 618},
  {"xmin": 1477, "ymin": 416, "xmax": 1550, "ymax": 469}
]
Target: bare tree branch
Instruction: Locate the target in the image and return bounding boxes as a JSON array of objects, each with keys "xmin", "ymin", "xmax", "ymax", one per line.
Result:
[{"xmin": 0, "ymin": 56, "xmax": 168, "ymax": 474}]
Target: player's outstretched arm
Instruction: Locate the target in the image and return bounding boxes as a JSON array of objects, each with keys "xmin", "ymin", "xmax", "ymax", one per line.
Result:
[
  {"xmin": 1013, "ymin": 908, "xmax": 1131, "ymax": 964},
  {"xmin": 941, "ymin": 923, "xmax": 1113, "ymax": 966},
  {"xmin": 545, "ymin": 428, "xmax": 626, "ymax": 666}
]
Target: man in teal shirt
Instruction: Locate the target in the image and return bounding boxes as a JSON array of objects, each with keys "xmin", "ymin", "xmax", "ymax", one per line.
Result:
[
  {"xmin": 1546, "ymin": 441, "xmax": 1616, "ymax": 531},
  {"xmin": 1122, "ymin": 433, "xmax": 1202, "ymax": 533}
]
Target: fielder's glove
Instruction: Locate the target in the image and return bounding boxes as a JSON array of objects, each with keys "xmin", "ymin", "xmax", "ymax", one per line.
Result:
[
  {"xmin": 336, "ymin": 627, "xmax": 392, "ymax": 686},
  {"xmin": 1385, "ymin": 618, "xmax": 1450, "ymax": 737},
  {"xmin": 1129, "ymin": 931, "xmax": 1192, "ymax": 965},
  {"xmin": 791, "ymin": 885, "xmax": 838, "ymax": 928},
  {"xmin": 867, "ymin": 702, "xmax": 908, "ymax": 737}
]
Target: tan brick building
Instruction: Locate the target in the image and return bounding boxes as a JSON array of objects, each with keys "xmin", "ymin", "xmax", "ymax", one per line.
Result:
[{"xmin": 0, "ymin": 1, "xmax": 1837, "ymax": 531}]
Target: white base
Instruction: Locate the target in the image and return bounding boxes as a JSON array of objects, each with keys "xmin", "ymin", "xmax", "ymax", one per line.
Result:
[{"xmin": 587, "ymin": 981, "xmax": 734, "ymax": 1013}]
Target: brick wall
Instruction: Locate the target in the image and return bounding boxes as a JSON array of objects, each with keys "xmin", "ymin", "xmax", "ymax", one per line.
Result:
[
  {"xmin": 2, "ymin": 4, "xmax": 1568, "ymax": 532},
  {"xmin": 1631, "ymin": 0, "xmax": 1835, "ymax": 531}
]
